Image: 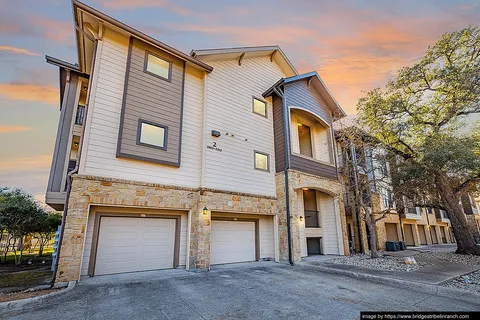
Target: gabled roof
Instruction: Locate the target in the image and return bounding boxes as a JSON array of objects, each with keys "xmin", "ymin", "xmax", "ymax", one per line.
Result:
[
  {"xmin": 191, "ymin": 46, "xmax": 297, "ymax": 77},
  {"xmin": 263, "ymin": 71, "xmax": 346, "ymax": 118},
  {"xmin": 72, "ymin": 0, "xmax": 212, "ymax": 74}
]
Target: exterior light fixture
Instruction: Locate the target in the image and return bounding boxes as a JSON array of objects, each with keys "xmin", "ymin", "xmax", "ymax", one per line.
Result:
[
  {"xmin": 203, "ymin": 207, "xmax": 208, "ymax": 215},
  {"xmin": 302, "ymin": 188, "xmax": 309, "ymax": 191},
  {"xmin": 299, "ymin": 216, "xmax": 304, "ymax": 222}
]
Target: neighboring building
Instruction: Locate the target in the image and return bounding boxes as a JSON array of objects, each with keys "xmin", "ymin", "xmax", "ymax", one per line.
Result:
[
  {"xmin": 462, "ymin": 194, "xmax": 480, "ymax": 243},
  {"xmin": 335, "ymin": 125, "xmax": 455, "ymax": 253},
  {"xmin": 46, "ymin": 1, "xmax": 347, "ymax": 283}
]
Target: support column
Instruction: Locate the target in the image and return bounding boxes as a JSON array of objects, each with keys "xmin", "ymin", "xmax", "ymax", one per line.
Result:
[
  {"xmin": 188, "ymin": 202, "xmax": 211, "ymax": 271},
  {"xmin": 56, "ymin": 178, "xmax": 89, "ymax": 283}
]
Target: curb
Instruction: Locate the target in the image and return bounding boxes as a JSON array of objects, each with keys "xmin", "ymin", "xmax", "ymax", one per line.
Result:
[
  {"xmin": 299, "ymin": 263, "xmax": 480, "ymax": 305},
  {"xmin": 0, "ymin": 281, "xmax": 76, "ymax": 312}
]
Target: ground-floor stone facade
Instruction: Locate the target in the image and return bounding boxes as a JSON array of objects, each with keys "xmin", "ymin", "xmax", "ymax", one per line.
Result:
[{"xmin": 56, "ymin": 172, "xmax": 347, "ymax": 283}]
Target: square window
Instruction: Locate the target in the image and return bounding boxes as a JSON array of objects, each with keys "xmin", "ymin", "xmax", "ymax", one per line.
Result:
[
  {"xmin": 145, "ymin": 52, "xmax": 171, "ymax": 81},
  {"xmin": 137, "ymin": 120, "xmax": 167, "ymax": 149},
  {"xmin": 253, "ymin": 97, "xmax": 267, "ymax": 117},
  {"xmin": 254, "ymin": 151, "xmax": 269, "ymax": 171}
]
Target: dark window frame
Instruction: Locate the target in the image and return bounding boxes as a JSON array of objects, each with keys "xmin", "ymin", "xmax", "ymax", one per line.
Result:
[
  {"xmin": 136, "ymin": 119, "xmax": 168, "ymax": 151},
  {"xmin": 254, "ymin": 150, "xmax": 270, "ymax": 172},
  {"xmin": 252, "ymin": 96, "xmax": 268, "ymax": 118},
  {"xmin": 143, "ymin": 50, "xmax": 173, "ymax": 82}
]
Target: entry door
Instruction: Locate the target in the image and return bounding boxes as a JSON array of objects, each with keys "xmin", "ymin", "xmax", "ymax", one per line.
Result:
[
  {"xmin": 211, "ymin": 220, "xmax": 256, "ymax": 265},
  {"xmin": 307, "ymin": 238, "xmax": 322, "ymax": 255},
  {"xmin": 95, "ymin": 217, "xmax": 176, "ymax": 275}
]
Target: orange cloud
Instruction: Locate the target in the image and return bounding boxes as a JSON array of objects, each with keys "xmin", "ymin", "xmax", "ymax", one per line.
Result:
[
  {"xmin": 0, "ymin": 154, "xmax": 52, "ymax": 172},
  {"xmin": 0, "ymin": 84, "xmax": 58, "ymax": 105},
  {"xmin": 0, "ymin": 45, "xmax": 39, "ymax": 56},
  {"xmin": 0, "ymin": 125, "xmax": 33, "ymax": 133}
]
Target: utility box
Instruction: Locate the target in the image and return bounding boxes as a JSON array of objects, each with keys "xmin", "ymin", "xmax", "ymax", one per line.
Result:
[{"xmin": 386, "ymin": 241, "xmax": 399, "ymax": 252}]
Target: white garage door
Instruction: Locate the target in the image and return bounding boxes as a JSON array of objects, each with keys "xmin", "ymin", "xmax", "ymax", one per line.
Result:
[
  {"xmin": 211, "ymin": 220, "xmax": 256, "ymax": 265},
  {"xmin": 95, "ymin": 217, "xmax": 175, "ymax": 275}
]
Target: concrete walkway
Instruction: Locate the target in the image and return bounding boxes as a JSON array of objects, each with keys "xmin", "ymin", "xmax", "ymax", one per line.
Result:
[
  {"xmin": 304, "ymin": 246, "xmax": 480, "ymax": 285},
  {"xmin": 4, "ymin": 262, "xmax": 479, "ymax": 320}
]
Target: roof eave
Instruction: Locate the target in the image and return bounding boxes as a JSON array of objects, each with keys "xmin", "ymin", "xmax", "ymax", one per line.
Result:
[{"xmin": 72, "ymin": 0, "xmax": 213, "ymax": 73}]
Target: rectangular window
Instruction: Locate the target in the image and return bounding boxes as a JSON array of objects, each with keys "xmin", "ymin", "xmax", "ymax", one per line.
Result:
[
  {"xmin": 145, "ymin": 52, "xmax": 171, "ymax": 81},
  {"xmin": 254, "ymin": 151, "xmax": 269, "ymax": 171},
  {"xmin": 137, "ymin": 119, "xmax": 167, "ymax": 150},
  {"xmin": 252, "ymin": 97, "xmax": 267, "ymax": 117}
]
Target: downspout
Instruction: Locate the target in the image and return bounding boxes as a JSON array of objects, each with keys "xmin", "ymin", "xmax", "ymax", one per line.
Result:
[
  {"xmin": 51, "ymin": 34, "xmax": 99, "ymax": 285},
  {"xmin": 275, "ymin": 86, "xmax": 294, "ymax": 266}
]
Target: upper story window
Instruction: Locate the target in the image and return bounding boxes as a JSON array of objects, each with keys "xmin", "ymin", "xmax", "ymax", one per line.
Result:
[
  {"xmin": 144, "ymin": 52, "xmax": 171, "ymax": 81},
  {"xmin": 298, "ymin": 123, "xmax": 313, "ymax": 157},
  {"xmin": 254, "ymin": 151, "xmax": 269, "ymax": 172},
  {"xmin": 137, "ymin": 119, "xmax": 167, "ymax": 150},
  {"xmin": 252, "ymin": 97, "xmax": 267, "ymax": 117}
]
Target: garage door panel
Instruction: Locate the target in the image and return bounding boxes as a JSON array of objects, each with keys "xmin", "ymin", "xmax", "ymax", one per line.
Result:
[
  {"xmin": 95, "ymin": 216, "xmax": 176, "ymax": 275},
  {"xmin": 211, "ymin": 220, "xmax": 256, "ymax": 265}
]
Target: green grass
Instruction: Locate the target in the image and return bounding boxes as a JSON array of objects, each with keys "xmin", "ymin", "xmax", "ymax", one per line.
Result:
[
  {"xmin": 0, "ymin": 270, "xmax": 52, "ymax": 288},
  {"xmin": 3, "ymin": 251, "xmax": 53, "ymax": 263}
]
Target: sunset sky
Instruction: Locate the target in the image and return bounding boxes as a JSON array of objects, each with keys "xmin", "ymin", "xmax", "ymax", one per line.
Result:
[{"xmin": 1, "ymin": 0, "xmax": 480, "ymax": 203}]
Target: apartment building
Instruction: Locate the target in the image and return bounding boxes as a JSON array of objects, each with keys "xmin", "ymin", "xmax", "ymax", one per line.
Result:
[
  {"xmin": 45, "ymin": 1, "xmax": 348, "ymax": 283},
  {"xmin": 335, "ymin": 125, "xmax": 456, "ymax": 253}
]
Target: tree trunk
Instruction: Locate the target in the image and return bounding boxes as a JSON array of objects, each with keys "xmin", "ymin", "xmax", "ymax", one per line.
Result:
[
  {"xmin": 435, "ymin": 171, "xmax": 480, "ymax": 255},
  {"xmin": 365, "ymin": 212, "xmax": 379, "ymax": 258}
]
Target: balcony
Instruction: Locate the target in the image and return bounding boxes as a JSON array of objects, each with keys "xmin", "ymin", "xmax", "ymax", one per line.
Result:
[{"xmin": 405, "ymin": 206, "xmax": 423, "ymax": 220}]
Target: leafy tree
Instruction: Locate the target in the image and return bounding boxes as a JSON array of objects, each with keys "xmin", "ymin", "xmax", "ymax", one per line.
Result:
[
  {"xmin": 336, "ymin": 125, "xmax": 396, "ymax": 258},
  {"xmin": 0, "ymin": 188, "xmax": 45, "ymax": 263},
  {"xmin": 357, "ymin": 26, "xmax": 480, "ymax": 255},
  {"xmin": 34, "ymin": 212, "xmax": 62, "ymax": 256}
]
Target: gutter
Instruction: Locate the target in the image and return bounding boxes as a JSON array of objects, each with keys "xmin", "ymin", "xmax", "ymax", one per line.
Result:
[
  {"xmin": 51, "ymin": 33, "xmax": 99, "ymax": 285},
  {"xmin": 276, "ymin": 86, "xmax": 294, "ymax": 266}
]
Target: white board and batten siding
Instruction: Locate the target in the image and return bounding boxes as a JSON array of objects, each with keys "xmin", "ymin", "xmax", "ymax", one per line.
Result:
[
  {"xmin": 79, "ymin": 28, "xmax": 203, "ymax": 188},
  {"xmin": 203, "ymin": 57, "xmax": 286, "ymax": 197},
  {"xmin": 80, "ymin": 210, "xmax": 189, "ymax": 276}
]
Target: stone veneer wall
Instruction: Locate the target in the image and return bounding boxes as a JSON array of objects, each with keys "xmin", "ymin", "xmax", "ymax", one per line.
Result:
[
  {"xmin": 56, "ymin": 175, "xmax": 278, "ymax": 283},
  {"xmin": 275, "ymin": 169, "xmax": 349, "ymax": 261}
]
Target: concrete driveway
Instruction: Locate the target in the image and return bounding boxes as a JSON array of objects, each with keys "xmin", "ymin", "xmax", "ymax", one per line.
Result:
[{"xmin": 4, "ymin": 262, "xmax": 479, "ymax": 320}]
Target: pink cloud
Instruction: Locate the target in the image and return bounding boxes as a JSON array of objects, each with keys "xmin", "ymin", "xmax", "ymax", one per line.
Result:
[{"xmin": 0, "ymin": 45, "xmax": 39, "ymax": 56}]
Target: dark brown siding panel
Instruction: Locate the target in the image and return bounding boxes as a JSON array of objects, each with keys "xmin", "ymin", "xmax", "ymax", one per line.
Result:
[
  {"xmin": 117, "ymin": 38, "xmax": 184, "ymax": 166},
  {"xmin": 285, "ymin": 80, "xmax": 332, "ymax": 124},
  {"xmin": 272, "ymin": 95, "xmax": 285, "ymax": 172},
  {"xmin": 290, "ymin": 155, "xmax": 337, "ymax": 180}
]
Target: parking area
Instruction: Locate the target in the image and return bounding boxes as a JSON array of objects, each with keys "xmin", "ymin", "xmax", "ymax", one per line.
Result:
[{"xmin": 4, "ymin": 262, "xmax": 479, "ymax": 320}]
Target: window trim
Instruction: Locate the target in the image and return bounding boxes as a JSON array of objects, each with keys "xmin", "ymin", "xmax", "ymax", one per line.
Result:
[
  {"xmin": 143, "ymin": 50, "xmax": 173, "ymax": 82},
  {"xmin": 136, "ymin": 119, "xmax": 168, "ymax": 151},
  {"xmin": 252, "ymin": 96, "xmax": 268, "ymax": 118},
  {"xmin": 254, "ymin": 150, "xmax": 270, "ymax": 172}
]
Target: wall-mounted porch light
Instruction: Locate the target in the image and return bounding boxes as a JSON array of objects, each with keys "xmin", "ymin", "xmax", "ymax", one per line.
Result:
[
  {"xmin": 299, "ymin": 216, "xmax": 304, "ymax": 222},
  {"xmin": 203, "ymin": 207, "xmax": 208, "ymax": 215}
]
